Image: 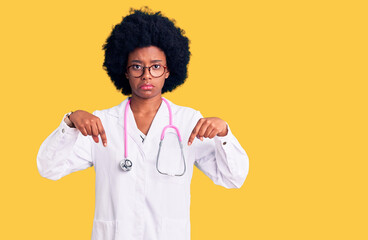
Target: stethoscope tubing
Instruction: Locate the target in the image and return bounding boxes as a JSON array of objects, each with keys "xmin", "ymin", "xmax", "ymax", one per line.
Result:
[{"xmin": 122, "ymin": 97, "xmax": 185, "ymax": 175}]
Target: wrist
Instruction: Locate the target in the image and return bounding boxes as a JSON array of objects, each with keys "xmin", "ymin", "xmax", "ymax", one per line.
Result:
[
  {"xmin": 64, "ymin": 111, "xmax": 76, "ymax": 128},
  {"xmin": 217, "ymin": 124, "xmax": 228, "ymax": 137}
]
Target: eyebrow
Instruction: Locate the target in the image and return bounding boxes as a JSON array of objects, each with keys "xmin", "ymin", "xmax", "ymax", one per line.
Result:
[{"xmin": 131, "ymin": 60, "xmax": 163, "ymax": 63}]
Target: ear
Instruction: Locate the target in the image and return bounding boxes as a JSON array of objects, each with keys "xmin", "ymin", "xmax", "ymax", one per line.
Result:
[
  {"xmin": 165, "ymin": 68, "xmax": 170, "ymax": 79},
  {"xmin": 125, "ymin": 72, "xmax": 129, "ymax": 79}
]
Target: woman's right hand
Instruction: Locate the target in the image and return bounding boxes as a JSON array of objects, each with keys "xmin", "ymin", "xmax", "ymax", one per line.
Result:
[{"xmin": 69, "ymin": 110, "xmax": 107, "ymax": 147}]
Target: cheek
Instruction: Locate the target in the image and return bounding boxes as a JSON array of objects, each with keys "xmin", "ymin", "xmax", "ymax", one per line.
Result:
[
  {"xmin": 127, "ymin": 79, "xmax": 133, "ymax": 89},
  {"xmin": 128, "ymin": 78, "xmax": 138, "ymax": 87},
  {"xmin": 159, "ymin": 78, "xmax": 166, "ymax": 88}
]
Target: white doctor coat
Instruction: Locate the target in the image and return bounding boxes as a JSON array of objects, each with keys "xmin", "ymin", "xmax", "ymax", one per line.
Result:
[{"xmin": 37, "ymin": 97, "xmax": 249, "ymax": 240}]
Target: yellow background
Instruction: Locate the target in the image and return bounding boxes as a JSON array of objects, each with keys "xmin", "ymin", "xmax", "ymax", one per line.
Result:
[{"xmin": 1, "ymin": 0, "xmax": 367, "ymax": 239}]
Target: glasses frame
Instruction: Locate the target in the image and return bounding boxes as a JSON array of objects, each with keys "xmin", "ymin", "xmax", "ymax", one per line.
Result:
[{"xmin": 126, "ymin": 64, "xmax": 168, "ymax": 78}]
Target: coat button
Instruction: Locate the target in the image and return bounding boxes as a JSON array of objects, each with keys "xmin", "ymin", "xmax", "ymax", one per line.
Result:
[
  {"xmin": 223, "ymin": 141, "xmax": 227, "ymax": 145},
  {"xmin": 62, "ymin": 128, "xmax": 65, "ymax": 133}
]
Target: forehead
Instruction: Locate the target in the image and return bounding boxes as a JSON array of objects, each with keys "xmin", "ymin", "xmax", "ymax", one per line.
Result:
[{"xmin": 127, "ymin": 46, "xmax": 166, "ymax": 63}]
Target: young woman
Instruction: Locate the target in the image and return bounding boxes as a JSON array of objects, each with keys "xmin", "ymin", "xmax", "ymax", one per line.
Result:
[{"xmin": 37, "ymin": 7, "xmax": 249, "ymax": 240}]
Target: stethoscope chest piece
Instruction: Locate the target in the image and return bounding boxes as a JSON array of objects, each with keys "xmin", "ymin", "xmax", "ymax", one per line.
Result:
[{"xmin": 120, "ymin": 159, "xmax": 132, "ymax": 171}]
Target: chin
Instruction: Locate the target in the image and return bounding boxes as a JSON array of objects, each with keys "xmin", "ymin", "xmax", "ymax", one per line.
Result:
[{"xmin": 134, "ymin": 91, "xmax": 161, "ymax": 99}]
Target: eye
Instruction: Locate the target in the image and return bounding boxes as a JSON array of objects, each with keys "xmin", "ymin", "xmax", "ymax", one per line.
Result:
[
  {"xmin": 132, "ymin": 65, "xmax": 142, "ymax": 70},
  {"xmin": 152, "ymin": 64, "xmax": 161, "ymax": 69}
]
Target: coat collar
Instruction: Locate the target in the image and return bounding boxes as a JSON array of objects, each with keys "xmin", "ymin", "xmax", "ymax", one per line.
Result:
[
  {"xmin": 107, "ymin": 97, "xmax": 173, "ymax": 148},
  {"xmin": 107, "ymin": 97, "xmax": 172, "ymax": 125}
]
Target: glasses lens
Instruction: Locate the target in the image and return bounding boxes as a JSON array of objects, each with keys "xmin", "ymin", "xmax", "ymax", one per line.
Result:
[
  {"xmin": 129, "ymin": 65, "xmax": 143, "ymax": 77},
  {"xmin": 150, "ymin": 65, "xmax": 165, "ymax": 77}
]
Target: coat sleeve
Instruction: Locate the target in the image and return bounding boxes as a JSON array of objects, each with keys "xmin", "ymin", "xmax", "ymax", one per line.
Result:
[
  {"xmin": 192, "ymin": 111, "xmax": 249, "ymax": 189},
  {"xmin": 36, "ymin": 111, "xmax": 96, "ymax": 180}
]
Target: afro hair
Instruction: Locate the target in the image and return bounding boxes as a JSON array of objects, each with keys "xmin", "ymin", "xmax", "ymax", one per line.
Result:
[{"xmin": 102, "ymin": 7, "xmax": 191, "ymax": 95}]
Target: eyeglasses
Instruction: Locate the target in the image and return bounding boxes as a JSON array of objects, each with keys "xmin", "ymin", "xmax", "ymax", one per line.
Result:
[{"xmin": 126, "ymin": 64, "xmax": 167, "ymax": 78}]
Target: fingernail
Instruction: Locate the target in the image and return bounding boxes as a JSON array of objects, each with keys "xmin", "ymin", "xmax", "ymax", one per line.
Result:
[
  {"xmin": 188, "ymin": 142, "xmax": 191, "ymax": 146},
  {"xmin": 200, "ymin": 137, "xmax": 203, "ymax": 141},
  {"xmin": 104, "ymin": 143, "xmax": 107, "ymax": 147}
]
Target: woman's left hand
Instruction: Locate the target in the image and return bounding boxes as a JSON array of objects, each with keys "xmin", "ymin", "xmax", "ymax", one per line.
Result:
[{"xmin": 188, "ymin": 117, "xmax": 228, "ymax": 146}]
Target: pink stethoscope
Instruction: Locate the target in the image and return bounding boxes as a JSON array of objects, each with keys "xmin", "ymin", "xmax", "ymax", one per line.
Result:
[{"xmin": 119, "ymin": 97, "xmax": 186, "ymax": 176}]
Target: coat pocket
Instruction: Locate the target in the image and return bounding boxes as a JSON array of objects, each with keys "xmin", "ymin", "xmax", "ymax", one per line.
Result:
[
  {"xmin": 92, "ymin": 220, "xmax": 117, "ymax": 240},
  {"xmin": 162, "ymin": 217, "xmax": 190, "ymax": 240}
]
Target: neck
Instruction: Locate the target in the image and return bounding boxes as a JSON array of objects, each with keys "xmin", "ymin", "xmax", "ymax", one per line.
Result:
[{"xmin": 129, "ymin": 94, "xmax": 163, "ymax": 115}]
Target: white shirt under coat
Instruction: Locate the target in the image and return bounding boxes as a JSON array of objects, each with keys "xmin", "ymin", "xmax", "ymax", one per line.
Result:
[{"xmin": 37, "ymin": 97, "xmax": 249, "ymax": 240}]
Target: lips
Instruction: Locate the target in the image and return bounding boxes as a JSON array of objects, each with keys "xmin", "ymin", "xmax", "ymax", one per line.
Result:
[{"xmin": 140, "ymin": 84, "xmax": 154, "ymax": 90}]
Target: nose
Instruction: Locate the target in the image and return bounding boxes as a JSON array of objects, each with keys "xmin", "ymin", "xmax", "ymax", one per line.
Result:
[{"xmin": 142, "ymin": 67, "xmax": 152, "ymax": 80}]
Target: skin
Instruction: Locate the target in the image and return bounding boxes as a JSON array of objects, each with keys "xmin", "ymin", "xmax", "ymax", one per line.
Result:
[
  {"xmin": 68, "ymin": 45, "xmax": 228, "ymax": 147},
  {"xmin": 124, "ymin": 46, "xmax": 170, "ymax": 135}
]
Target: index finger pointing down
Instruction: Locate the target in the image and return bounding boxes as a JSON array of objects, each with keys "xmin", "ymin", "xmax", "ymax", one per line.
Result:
[
  {"xmin": 97, "ymin": 119, "xmax": 107, "ymax": 147},
  {"xmin": 188, "ymin": 119, "xmax": 204, "ymax": 146}
]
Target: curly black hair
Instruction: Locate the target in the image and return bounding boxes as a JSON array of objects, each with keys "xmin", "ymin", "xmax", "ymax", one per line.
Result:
[{"xmin": 102, "ymin": 7, "xmax": 191, "ymax": 95}]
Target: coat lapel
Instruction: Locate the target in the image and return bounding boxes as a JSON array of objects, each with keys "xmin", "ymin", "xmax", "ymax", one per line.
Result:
[
  {"xmin": 108, "ymin": 97, "xmax": 171, "ymax": 157},
  {"xmin": 143, "ymin": 99, "xmax": 170, "ymax": 144}
]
